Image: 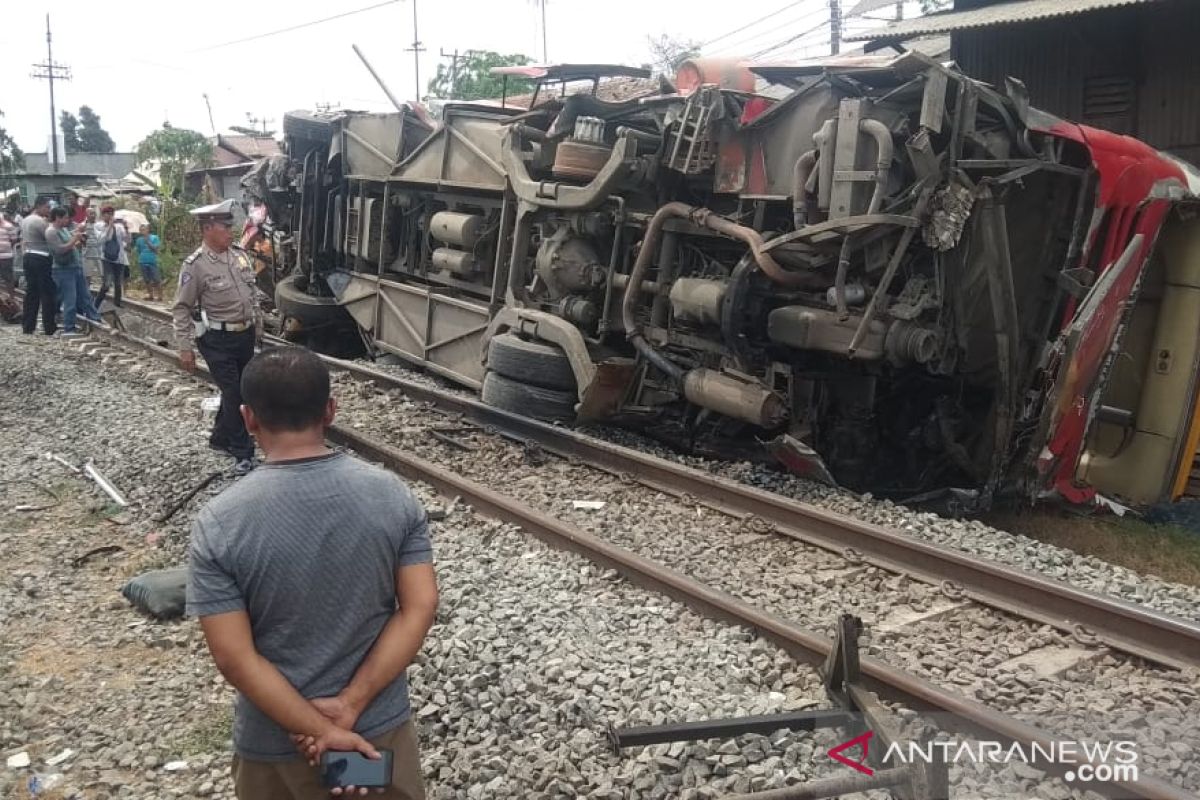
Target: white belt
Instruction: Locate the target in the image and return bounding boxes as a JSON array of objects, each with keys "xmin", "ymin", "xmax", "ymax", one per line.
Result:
[{"xmin": 207, "ymin": 320, "xmax": 254, "ymax": 332}]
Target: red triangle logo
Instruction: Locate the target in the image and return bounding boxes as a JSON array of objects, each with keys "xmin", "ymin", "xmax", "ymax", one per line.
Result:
[{"xmin": 828, "ymin": 730, "xmax": 875, "ymax": 776}]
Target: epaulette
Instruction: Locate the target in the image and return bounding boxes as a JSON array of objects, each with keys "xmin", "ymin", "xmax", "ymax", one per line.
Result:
[{"xmin": 182, "ymin": 247, "xmax": 204, "ymax": 267}]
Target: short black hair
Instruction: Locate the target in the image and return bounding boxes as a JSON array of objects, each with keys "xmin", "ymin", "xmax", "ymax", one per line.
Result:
[
  {"xmin": 33, "ymin": 196, "xmax": 52, "ymax": 210},
  {"xmin": 241, "ymin": 347, "xmax": 331, "ymax": 432},
  {"xmin": 49, "ymin": 207, "xmax": 69, "ymax": 221}
]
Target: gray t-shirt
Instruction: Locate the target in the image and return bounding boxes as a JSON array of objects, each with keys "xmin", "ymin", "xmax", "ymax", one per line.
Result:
[
  {"xmin": 186, "ymin": 452, "xmax": 433, "ymax": 761},
  {"xmin": 20, "ymin": 214, "xmax": 49, "ymax": 256}
]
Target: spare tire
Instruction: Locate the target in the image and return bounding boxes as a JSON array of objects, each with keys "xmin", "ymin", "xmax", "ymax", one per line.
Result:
[
  {"xmin": 486, "ymin": 333, "xmax": 576, "ymax": 391},
  {"xmin": 481, "ymin": 371, "xmax": 576, "ymax": 423},
  {"xmin": 275, "ymin": 274, "xmax": 352, "ymax": 329}
]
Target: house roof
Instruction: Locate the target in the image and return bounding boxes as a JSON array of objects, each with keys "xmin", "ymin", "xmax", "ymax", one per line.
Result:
[
  {"xmin": 850, "ymin": 0, "xmax": 1162, "ymax": 42},
  {"xmin": 19, "ymin": 151, "xmax": 137, "ymax": 178}
]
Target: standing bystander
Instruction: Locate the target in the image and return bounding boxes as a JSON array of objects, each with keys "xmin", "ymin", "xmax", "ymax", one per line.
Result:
[
  {"xmin": 46, "ymin": 207, "xmax": 101, "ymax": 335},
  {"xmin": 187, "ymin": 347, "xmax": 436, "ymax": 800},
  {"xmin": 172, "ymin": 200, "xmax": 260, "ymax": 472},
  {"xmin": 0, "ymin": 210, "xmax": 18, "ymax": 292},
  {"xmin": 135, "ymin": 223, "xmax": 163, "ymax": 301},
  {"xmin": 20, "ymin": 197, "xmax": 57, "ymax": 335},
  {"xmin": 94, "ymin": 207, "xmax": 128, "ymax": 308},
  {"xmin": 81, "ymin": 206, "xmax": 102, "ymax": 292}
]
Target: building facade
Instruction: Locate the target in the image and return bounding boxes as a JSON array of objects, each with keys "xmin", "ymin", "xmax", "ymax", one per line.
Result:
[{"xmin": 857, "ymin": 0, "xmax": 1200, "ymax": 165}]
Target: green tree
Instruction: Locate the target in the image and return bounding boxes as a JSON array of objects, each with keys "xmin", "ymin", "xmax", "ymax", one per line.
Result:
[
  {"xmin": 60, "ymin": 109, "xmax": 82, "ymax": 153},
  {"xmin": 77, "ymin": 106, "xmax": 116, "ymax": 153},
  {"xmin": 135, "ymin": 124, "xmax": 213, "ymax": 200},
  {"xmin": 646, "ymin": 34, "xmax": 699, "ymax": 78},
  {"xmin": 61, "ymin": 106, "xmax": 116, "ymax": 153},
  {"xmin": 426, "ymin": 50, "xmax": 534, "ymax": 101},
  {"xmin": 0, "ymin": 109, "xmax": 24, "ymax": 194}
]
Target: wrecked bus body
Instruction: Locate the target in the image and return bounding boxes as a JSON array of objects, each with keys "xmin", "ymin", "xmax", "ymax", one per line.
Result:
[{"xmin": 265, "ymin": 55, "xmax": 1200, "ymax": 512}]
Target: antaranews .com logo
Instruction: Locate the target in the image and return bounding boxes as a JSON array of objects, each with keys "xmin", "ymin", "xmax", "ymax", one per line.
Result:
[{"xmin": 827, "ymin": 730, "xmax": 1140, "ymax": 784}]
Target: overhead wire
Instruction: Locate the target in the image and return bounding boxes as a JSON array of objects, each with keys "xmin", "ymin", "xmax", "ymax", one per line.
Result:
[
  {"xmin": 185, "ymin": 0, "xmax": 402, "ymax": 53},
  {"xmin": 706, "ymin": 5, "xmax": 830, "ymax": 56},
  {"xmin": 750, "ymin": 18, "xmax": 832, "ymax": 59},
  {"xmin": 698, "ymin": 1, "xmax": 805, "ymax": 48}
]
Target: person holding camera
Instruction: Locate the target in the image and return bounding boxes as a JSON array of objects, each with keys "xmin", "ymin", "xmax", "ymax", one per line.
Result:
[{"xmin": 46, "ymin": 207, "xmax": 101, "ymax": 336}]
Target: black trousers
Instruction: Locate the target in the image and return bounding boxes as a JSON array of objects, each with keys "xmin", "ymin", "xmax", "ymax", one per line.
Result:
[
  {"xmin": 197, "ymin": 328, "xmax": 256, "ymax": 459},
  {"xmin": 21, "ymin": 253, "xmax": 57, "ymax": 335},
  {"xmin": 96, "ymin": 260, "xmax": 124, "ymax": 307}
]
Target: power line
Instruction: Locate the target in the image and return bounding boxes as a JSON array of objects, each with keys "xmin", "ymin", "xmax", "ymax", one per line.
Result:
[
  {"xmin": 186, "ymin": 0, "xmax": 401, "ymax": 54},
  {"xmin": 750, "ymin": 18, "xmax": 832, "ymax": 59},
  {"xmin": 707, "ymin": 6, "xmax": 829, "ymax": 56},
  {"xmin": 699, "ymin": 0, "xmax": 803, "ymax": 48}
]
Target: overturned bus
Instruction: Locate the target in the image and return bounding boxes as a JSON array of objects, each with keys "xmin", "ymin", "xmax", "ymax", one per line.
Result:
[{"xmin": 259, "ymin": 55, "xmax": 1200, "ymax": 512}]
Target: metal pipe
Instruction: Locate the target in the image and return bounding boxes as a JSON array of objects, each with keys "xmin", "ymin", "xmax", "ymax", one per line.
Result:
[
  {"xmin": 832, "ymin": 235, "xmax": 853, "ymax": 319},
  {"xmin": 614, "ymin": 125, "xmax": 660, "ymax": 146},
  {"xmin": 84, "ymin": 462, "xmax": 128, "ymax": 508},
  {"xmin": 858, "ymin": 118, "xmax": 893, "ymax": 215},
  {"xmin": 814, "ymin": 119, "xmax": 837, "ymax": 211},
  {"xmin": 623, "ymin": 203, "xmax": 817, "ymax": 382},
  {"xmin": 792, "ymin": 149, "xmax": 818, "ymax": 230},
  {"xmin": 848, "ymin": 189, "xmax": 933, "ymax": 354},
  {"xmin": 352, "ymin": 44, "xmax": 407, "ymax": 113}
]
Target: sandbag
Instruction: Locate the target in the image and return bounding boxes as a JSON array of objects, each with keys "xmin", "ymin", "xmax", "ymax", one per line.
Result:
[{"xmin": 121, "ymin": 566, "xmax": 188, "ymax": 619}]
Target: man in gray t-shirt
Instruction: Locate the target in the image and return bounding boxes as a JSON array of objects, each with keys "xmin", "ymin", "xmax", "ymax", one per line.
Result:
[{"xmin": 187, "ymin": 347, "xmax": 437, "ymax": 799}]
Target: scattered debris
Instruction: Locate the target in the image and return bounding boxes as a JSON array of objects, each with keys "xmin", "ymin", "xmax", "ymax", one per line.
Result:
[
  {"xmin": 72, "ymin": 545, "xmax": 124, "ymax": 568},
  {"xmin": 43, "ymin": 452, "xmax": 81, "ymax": 474},
  {"xmin": 199, "ymin": 396, "xmax": 221, "ymax": 419},
  {"xmin": 154, "ymin": 470, "xmax": 224, "ymax": 524},
  {"xmin": 427, "ymin": 427, "xmax": 479, "ymax": 452},
  {"xmin": 83, "ymin": 461, "xmax": 129, "ymax": 508},
  {"xmin": 6, "ymin": 752, "xmax": 30, "ymax": 769},
  {"xmin": 522, "ymin": 441, "xmax": 549, "ymax": 467},
  {"xmin": 26, "ymin": 773, "xmax": 63, "ymax": 795},
  {"xmin": 3, "ymin": 479, "xmax": 60, "ymax": 512},
  {"xmin": 120, "ymin": 567, "xmax": 187, "ymax": 620},
  {"xmin": 44, "ymin": 749, "xmax": 74, "ymax": 767},
  {"xmin": 571, "ymin": 500, "xmax": 606, "ymax": 511},
  {"xmin": 163, "ymin": 761, "xmax": 189, "ymax": 772},
  {"xmin": 105, "ymin": 512, "xmax": 133, "ymax": 526}
]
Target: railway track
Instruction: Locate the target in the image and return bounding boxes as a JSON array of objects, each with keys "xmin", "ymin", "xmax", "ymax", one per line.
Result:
[
  {"xmin": 113, "ymin": 297, "xmax": 1200, "ymax": 671},
  {"xmin": 68, "ymin": 299, "xmax": 1200, "ymax": 799}
]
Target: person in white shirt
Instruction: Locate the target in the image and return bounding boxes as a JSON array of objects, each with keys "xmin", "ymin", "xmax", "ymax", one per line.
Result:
[{"xmin": 94, "ymin": 206, "xmax": 130, "ymax": 308}]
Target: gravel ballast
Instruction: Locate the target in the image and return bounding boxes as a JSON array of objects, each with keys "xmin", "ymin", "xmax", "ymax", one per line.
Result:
[
  {"xmin": 0, "ymin": 327, "xmax": 843, "ymax": 799},
  {"xmin": 5, "ymin": 321, "xmax": 1199, "ymax": 798}
]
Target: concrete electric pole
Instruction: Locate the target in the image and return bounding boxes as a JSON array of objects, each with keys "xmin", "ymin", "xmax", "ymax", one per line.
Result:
[{"xmin": 30, "ymin": 14, "xmax": 71, "ymax": 174}]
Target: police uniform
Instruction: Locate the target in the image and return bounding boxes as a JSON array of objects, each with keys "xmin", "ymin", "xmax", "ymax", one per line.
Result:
[{"xmin": 172, "ymin": 200, "xmax": 260, "ymax": 460}]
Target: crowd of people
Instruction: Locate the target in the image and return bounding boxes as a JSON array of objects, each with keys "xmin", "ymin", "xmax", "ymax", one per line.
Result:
[{"xmin": 2, "ymin": 190, "xmax": 162, "ymax": 336}]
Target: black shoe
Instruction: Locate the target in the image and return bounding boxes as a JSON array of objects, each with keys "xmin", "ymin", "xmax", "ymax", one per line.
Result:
[{"xmin": 232, "ymin": 458, "xmax": 257, "ymax": 476}]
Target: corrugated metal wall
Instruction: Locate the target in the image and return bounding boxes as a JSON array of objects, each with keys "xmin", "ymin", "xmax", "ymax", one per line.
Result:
[{"xmin": 953, "ymin": 1, "xmax": 1200, "ymax": 165}]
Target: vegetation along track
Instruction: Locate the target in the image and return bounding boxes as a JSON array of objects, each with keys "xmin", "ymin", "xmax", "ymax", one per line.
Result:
[{"xmin": 81, "ymin": 300, "xmax": 1200, "ymax": 799}]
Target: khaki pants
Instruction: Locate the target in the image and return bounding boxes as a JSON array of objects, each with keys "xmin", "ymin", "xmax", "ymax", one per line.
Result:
[{"xmin": 232, "ymin": 721, "xmax": 426, "ymax": 800}]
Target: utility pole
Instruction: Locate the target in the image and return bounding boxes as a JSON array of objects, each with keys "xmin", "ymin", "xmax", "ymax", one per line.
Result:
[
  {"xmin": 203, "ymin": 93, "xmax": 217, "ymax": 136},
  {"xmin": 439, "ymin": 48, "xmax": 467, "ymax": 97},
  {"xmin": 539, "ymin": 0, "xmax": 548, "ymax": 63},
  {"xmin": 829, "ymin": 0, "xmax": 842, "ymax": 55},
  {"xmin": 895, "ymin": 1, "xmax": 904, "ymax": 21},
  {"xmin": 246, "ymin": 114, "xmax": 275, "ymax": 135},
  {"xmin": 406, "ymin": 0, "xmax": 425, "ymax": 101},
  {"xmin": 30, "ymin": 14, "xmax": 71, "ymax": 174}
]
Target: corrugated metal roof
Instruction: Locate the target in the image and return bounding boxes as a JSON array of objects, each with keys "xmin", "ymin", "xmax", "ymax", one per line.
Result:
[{"xmin": 849, "ymin": 0, "xmax": 1161, "ymax": 42}]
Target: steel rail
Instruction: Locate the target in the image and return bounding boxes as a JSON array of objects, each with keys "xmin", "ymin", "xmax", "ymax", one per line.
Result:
[
  {"xmin": 70, "ymin": 320, "xmax": 1198, "ymax": 800},
  {"xmin": 111, "ymin": 298, "xmax": 1200, "ymax": 671}
]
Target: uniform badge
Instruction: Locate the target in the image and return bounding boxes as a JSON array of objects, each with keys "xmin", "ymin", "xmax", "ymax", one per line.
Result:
[{"xmin": 181, "ymin": 271, "xmax": 193, "ymax": 285}]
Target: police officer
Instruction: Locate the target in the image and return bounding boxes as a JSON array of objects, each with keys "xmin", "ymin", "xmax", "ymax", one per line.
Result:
[{"xmin": 173, "ymin": 200, "xmax": 261, "ymax": 471}]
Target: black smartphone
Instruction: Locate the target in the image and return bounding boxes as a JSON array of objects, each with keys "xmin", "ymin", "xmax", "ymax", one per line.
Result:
[{"xmin": 320, "ymin": 749, "xmax": 393, "ymax": 789}]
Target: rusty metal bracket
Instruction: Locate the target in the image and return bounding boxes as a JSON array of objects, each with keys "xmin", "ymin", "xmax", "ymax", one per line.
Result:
[{"xmin": 609, "ymin": 615, "xmax": 949, "ymax": 800}]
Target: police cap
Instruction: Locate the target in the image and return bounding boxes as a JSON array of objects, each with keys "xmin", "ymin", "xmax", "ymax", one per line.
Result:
[{"xmin": 190, "ymin": 198, "xmax": 237, "ymax": 224}]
